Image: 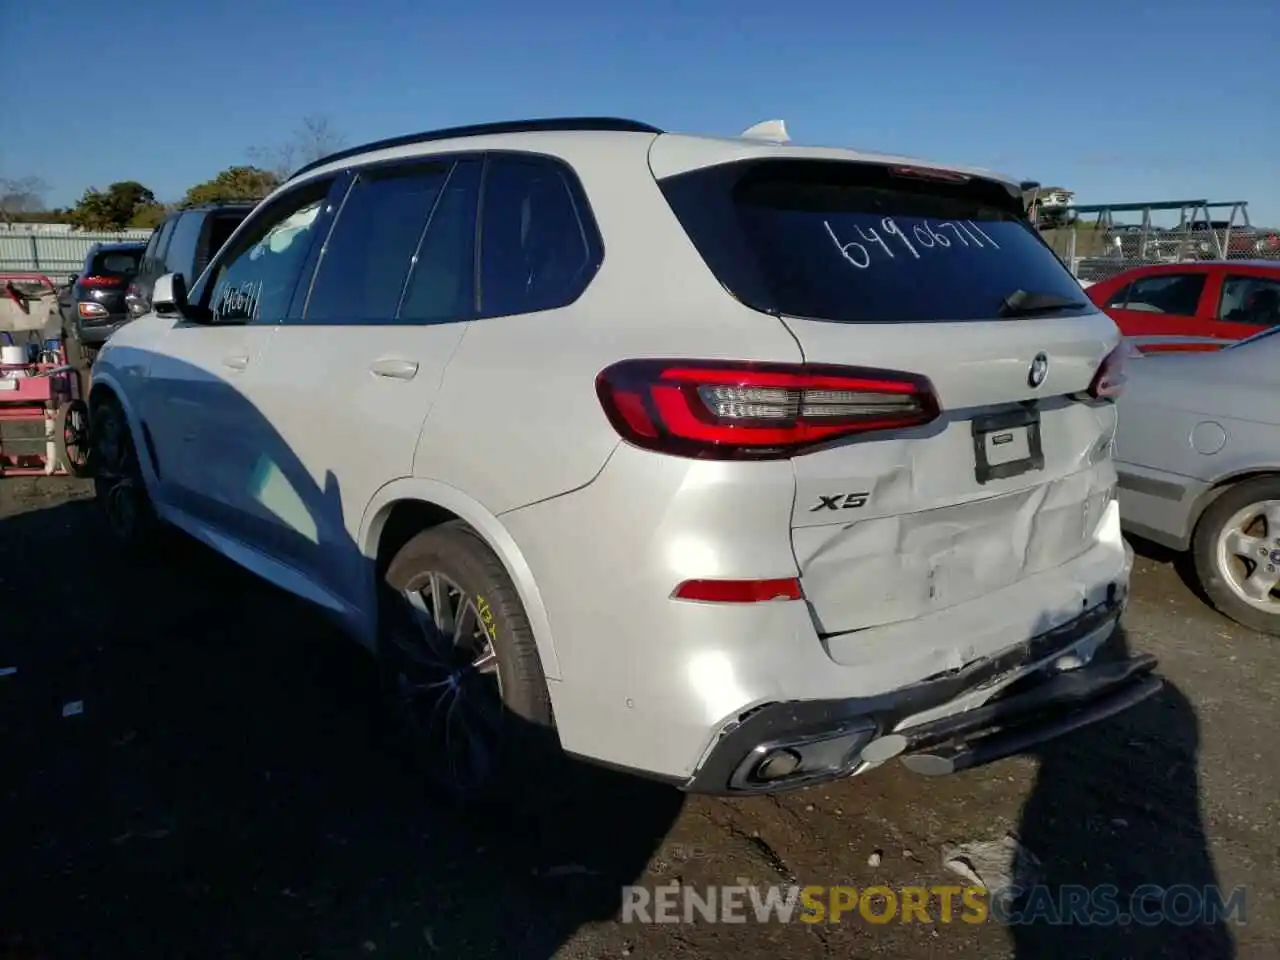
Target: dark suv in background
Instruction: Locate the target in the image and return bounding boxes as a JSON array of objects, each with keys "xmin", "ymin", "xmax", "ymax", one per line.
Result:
[
  {"xmin": 125, "ymin": 201, "xmax": 256, "ymax": 318},
  {"xmin": 61, "ymin": 241, "xmax": 147, "ymax": 356}
]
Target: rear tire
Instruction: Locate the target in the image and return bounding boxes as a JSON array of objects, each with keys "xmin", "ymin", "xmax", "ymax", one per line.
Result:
[
  {"xmin": 1192, "ymin": 476, "xmax": 1280, "ymax": 636},
  {"xmin": 379, "ymin": 521, "xmax": 560, "ymax": 802},
  {"xmin": 90, "ymin": 396, "xmax": 161, "ymax": 555}
]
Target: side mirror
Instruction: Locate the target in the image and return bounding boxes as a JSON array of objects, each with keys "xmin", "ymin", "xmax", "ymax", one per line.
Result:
[
  {"xmin": 67, "ymin": 274, "xmax": 78, "ymax": 287},
  {"xmin": 152, "ymin": 272, "xmax": 188, "ymax": 318}
]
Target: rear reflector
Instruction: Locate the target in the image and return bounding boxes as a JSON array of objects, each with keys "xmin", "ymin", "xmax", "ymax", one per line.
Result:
[
  {"xmin": 596, "ymin": 359, "xmax": 939, "ymax": 460},
  {"xmin": 78, "ymin": 302, "xmax": 109, "ymax": 318},
  {"xmin": 672, "ymin": 578, "xmax": 803, "ymax": 603},
  {"xmin": 79, "ymin": 275, "xmax": 124, "ymax": 288}
]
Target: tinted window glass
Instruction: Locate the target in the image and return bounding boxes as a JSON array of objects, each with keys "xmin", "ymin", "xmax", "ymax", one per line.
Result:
[
  {"xmin": 150, "ymin": 216, "xmax": 178, "ymax": 267},
  {"xmin": 1219, "ymin": 275, "xmax": 1280, "ymax": 326},
  {"xmin": 1125, "ymin": 273, "xmax": 1206, "ymax": 315},
  {"xmin": 196, "ymin": 211, "xmax": 250, "ymax": 279},
  {"xmin": 306, "ymin": 164, "xmax": 448, "ymax": 322},
  {"xmin": 400, "ymin": 160, "xmax": 481, "ymax": 323},
  {"xmin": 88, "ymin": 249, "xmax": 141, "ymax": 277},
  {"xmin": 206, "ymin": 180, "xmax": 333, "ymax": 324},
  {"xmin": 1104, "ymin": 282, "xmax": 1131, "ymax": 308},
  {"xmin": 478, "ymin": 157, "xmax": 593, "ymax": 318},
  {"xmin": 660, "ymin": 160, "xmax": 1089, "ymax": 323},
  {"xmin": 163, "ymin": 211, "xmax": 205, "ymax": 279},
  {"xmin": 143, "ymin": 228, "xmax": 162, "ymax": 261}
]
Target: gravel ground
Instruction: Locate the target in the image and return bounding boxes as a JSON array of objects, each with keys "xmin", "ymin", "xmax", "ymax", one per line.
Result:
[{"xmin": 0, "ymin": 477, "xmax": 1275, "ymax": 959}]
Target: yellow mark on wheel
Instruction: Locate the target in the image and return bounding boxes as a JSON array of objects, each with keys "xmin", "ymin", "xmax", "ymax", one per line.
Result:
[{"xmin": 476, "ymin": 595, "xmax": 498, "ymax": 641}]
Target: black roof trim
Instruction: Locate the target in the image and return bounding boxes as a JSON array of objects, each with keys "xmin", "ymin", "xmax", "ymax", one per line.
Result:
[
  {"xmin": 177, "ymin": 200, "xmax": 262, "ymax": 212},
  {"xmin": 90, "ymin": 240, "xmax": 148, "ymax": 251},
  {"xmin": 289, "ymin": 117, "xmax": 663, "ymax": 180}
]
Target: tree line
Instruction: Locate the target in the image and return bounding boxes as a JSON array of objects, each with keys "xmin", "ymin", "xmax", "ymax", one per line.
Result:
[{"xmin": 0, "ymin": 117, "xmax": 345, "ymax": 232}]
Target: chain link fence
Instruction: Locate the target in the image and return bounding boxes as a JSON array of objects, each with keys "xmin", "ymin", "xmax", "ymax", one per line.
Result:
[
  {"xmin": 1034, "ymin": 202, "xmax": 1280, "ymax": 285},
  {"xmin": 0, "ymin": 225, "xmax": 153, "ymax": 278}
]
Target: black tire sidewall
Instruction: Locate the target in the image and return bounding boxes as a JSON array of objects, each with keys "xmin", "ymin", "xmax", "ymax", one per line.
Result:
[
  {"xmin": 55, "ymin": 400, "xmax": 92, "ymax": 478},
  {"xmin": 90, "ymin": 399, "xmax": 158, "ymax": 551},
  {"xmin": 379, "ymin": 522, "xmax": 557, "ymax": 797},
  {"xmin": 1192, "ymin": 477, "xmax": 1280, "ymax": 635}
]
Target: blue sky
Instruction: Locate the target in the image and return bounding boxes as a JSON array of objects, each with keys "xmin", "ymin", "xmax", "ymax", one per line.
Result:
[{"xmin": 4, "ymin": 0, "xmax": 1278, "ymax": 222}]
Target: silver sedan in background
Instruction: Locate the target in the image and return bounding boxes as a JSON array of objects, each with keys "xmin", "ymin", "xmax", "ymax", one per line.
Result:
[{"xmin": 1115, "ymin": 327, "xmax": 1280, "ymax": 634}]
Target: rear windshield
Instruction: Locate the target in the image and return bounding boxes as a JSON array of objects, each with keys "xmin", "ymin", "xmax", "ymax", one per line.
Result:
[
  {"xmin": 89, "ymin": 249, "xmax": 141, "ymax": 276},
  {"xmin": 659, "ymin": 159, "xmax": 1090, "ymax": 323}
]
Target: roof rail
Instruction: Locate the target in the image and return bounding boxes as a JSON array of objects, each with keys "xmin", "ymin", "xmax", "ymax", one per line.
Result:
[{"xmin": 289, "ymin": 116, "xmax": 664, "ymax": 180}]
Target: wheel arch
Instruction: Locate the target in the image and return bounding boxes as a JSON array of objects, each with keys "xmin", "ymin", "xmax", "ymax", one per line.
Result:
[
  {"xmin": 1188, "ymin": 466, "xmax": 1280, "ymax": 542},
  {"xmin": 87, "ymin": 373, "xmax": 162, "ymax": 488},
  {"xmin": 360, "ymin": 478, "xmax": 562, "ymax": 679}
]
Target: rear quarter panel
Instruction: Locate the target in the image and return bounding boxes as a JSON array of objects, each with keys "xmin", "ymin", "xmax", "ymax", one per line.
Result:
[
  {"xmin": 412, "ymin": 135, "xmax": 805, "ymax": 515},
  {"xmin": 1114, "ymin": 347, "xmax": 1280, "ymax": 544}
]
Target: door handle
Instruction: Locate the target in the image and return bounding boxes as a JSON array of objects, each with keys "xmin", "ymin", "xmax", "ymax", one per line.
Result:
[
  {"xmin": 222, "ymin": 354, "xmax": 249, "ymax": 371},
  {"xmin": 370, "ymin": 358, "xmax": 419, "ymax": 381}
]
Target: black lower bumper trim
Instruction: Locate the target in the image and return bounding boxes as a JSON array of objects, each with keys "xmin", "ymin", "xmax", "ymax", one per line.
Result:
[
  {"xmin": 684, "ymin": 593, "xmax": 1138, "ymax": 795},
  {"xmin": 899, "ymin": 657, "xmax": 1161, "ymax": 775}
]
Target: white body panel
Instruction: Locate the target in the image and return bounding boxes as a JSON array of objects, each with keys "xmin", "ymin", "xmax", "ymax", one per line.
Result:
[{"xmin": 90, "ymin": 122, "xmax": 1135, "ymax": 787}]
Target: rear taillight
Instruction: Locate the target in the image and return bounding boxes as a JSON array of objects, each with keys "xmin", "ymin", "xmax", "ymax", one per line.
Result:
[
  {"xmin": 79, "ymin": 275, "xmax": 123, "ymax": 288},
  {"xmin": 596, "ymin": 359, "xmax": 940, "ymax": 460},
  {"xmin": 1086, "ymin": 343, "xmax": 1136, "ymax": 400}
]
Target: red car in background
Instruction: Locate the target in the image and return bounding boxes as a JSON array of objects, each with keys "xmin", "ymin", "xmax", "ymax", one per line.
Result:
[{"xmin": 1086, "ymin": 260, "xmax": 1280, "ymax": 353}]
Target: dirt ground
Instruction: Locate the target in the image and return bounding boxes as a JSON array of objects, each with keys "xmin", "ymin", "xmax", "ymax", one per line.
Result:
[{"xmin": 0, "ymin": 477, "xmax": 1275, "ymax": 959}]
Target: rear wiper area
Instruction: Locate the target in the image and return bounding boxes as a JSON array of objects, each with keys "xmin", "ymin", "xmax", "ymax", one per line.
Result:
[{"xmin": 997, "ymin": 289, "xmax": 1088, "ymax": 318}]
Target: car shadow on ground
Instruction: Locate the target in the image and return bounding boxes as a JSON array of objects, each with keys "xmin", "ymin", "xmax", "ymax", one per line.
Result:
[
  {"xmin": 0, "ymin": 497, "xmax": 683, "ymax": 959},
  {"xmin": 1011, "ymin": 624, "xmax": 1235, "ymax": 958},
  {"xmin": 1125, "ymin": 532, "xmax": 1213, "ymax": 607}
]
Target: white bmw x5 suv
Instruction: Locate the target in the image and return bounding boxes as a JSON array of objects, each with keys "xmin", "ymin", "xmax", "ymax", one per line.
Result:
[{"xmin": 88, "ymin": 117, "xmax": 1159, "ymax": 797}]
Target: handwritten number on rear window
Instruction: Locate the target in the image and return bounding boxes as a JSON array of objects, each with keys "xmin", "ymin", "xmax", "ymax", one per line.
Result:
[{"xmin": 825, "ymin": 217, "xmax": 1000, "ymax": 270}]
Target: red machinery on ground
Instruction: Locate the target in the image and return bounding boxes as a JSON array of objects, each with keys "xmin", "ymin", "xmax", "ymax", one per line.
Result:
[{"xmin": 0, "ymin": 273, "xmax": 91, "ymax": 478}]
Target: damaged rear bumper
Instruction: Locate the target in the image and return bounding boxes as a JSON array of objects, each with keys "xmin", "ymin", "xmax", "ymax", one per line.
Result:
[{"xmin": 682, "ymin": 589, "xmax": 1161, "ymax": 795}]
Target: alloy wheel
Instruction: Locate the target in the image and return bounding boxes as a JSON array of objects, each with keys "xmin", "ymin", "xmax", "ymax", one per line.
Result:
[
  {"xmin": 1215, "ymin": 499, "xmax": 1280, "ymax": 612},
  {"xmin": 385, "ymin": 570, "xmax": 504, "ymax": 794}
]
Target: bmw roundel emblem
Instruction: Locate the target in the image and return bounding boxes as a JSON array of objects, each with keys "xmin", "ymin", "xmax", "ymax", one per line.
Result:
[{"xmin": 1028, "ymin": 352, "xmax": 1049, "ymax": 388}]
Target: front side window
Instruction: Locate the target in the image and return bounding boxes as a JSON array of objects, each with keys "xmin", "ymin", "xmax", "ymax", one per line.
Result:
[
  {"xmin": 477, "ymin": 156, "xmax": 596, "ymax": 319},
  {"xmin": 205, "ymin": 180, "xmax": 333, "ymax": 324},
  {"xmin": 305, "ymin": 163, "xmax": 450, "ymax": 322},
  {"xmin": 1124, "ymin": 273, "xmax": 1206, "ymax": 316},
  {"xmin": 1218, "ymin": 275, "xmax": 1280, "ymax": 326}
]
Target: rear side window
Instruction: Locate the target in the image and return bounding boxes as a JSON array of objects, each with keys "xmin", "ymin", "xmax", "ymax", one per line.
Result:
[
  {"xmin": 148, "ymin": 216, "xmax": 178, "ymax": 270},
  {"xmin": 477, "ymin": 156, "xmax": 597, "ymax": 318},
  {"xmin": 660, "ymin": 159, "xmax": 1090, "ymax": 323},
  {"xmin": 163, "ymin": 211, "xmax": 205, "ymax": 279},
  {"xmin": 1124, "ymin": 273, "xmax": 1206, "ymax": 315},
  {"xmin": 305, "ymin": 163, "xmax": 449, "ymax": 322},
  {"xmin": 399, "ymin": 160, "xmax": 482, "ymax": 323},
  {"xmin": 1103, "ymin": 282, "xmax": 1132, "ymax": 308}
]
